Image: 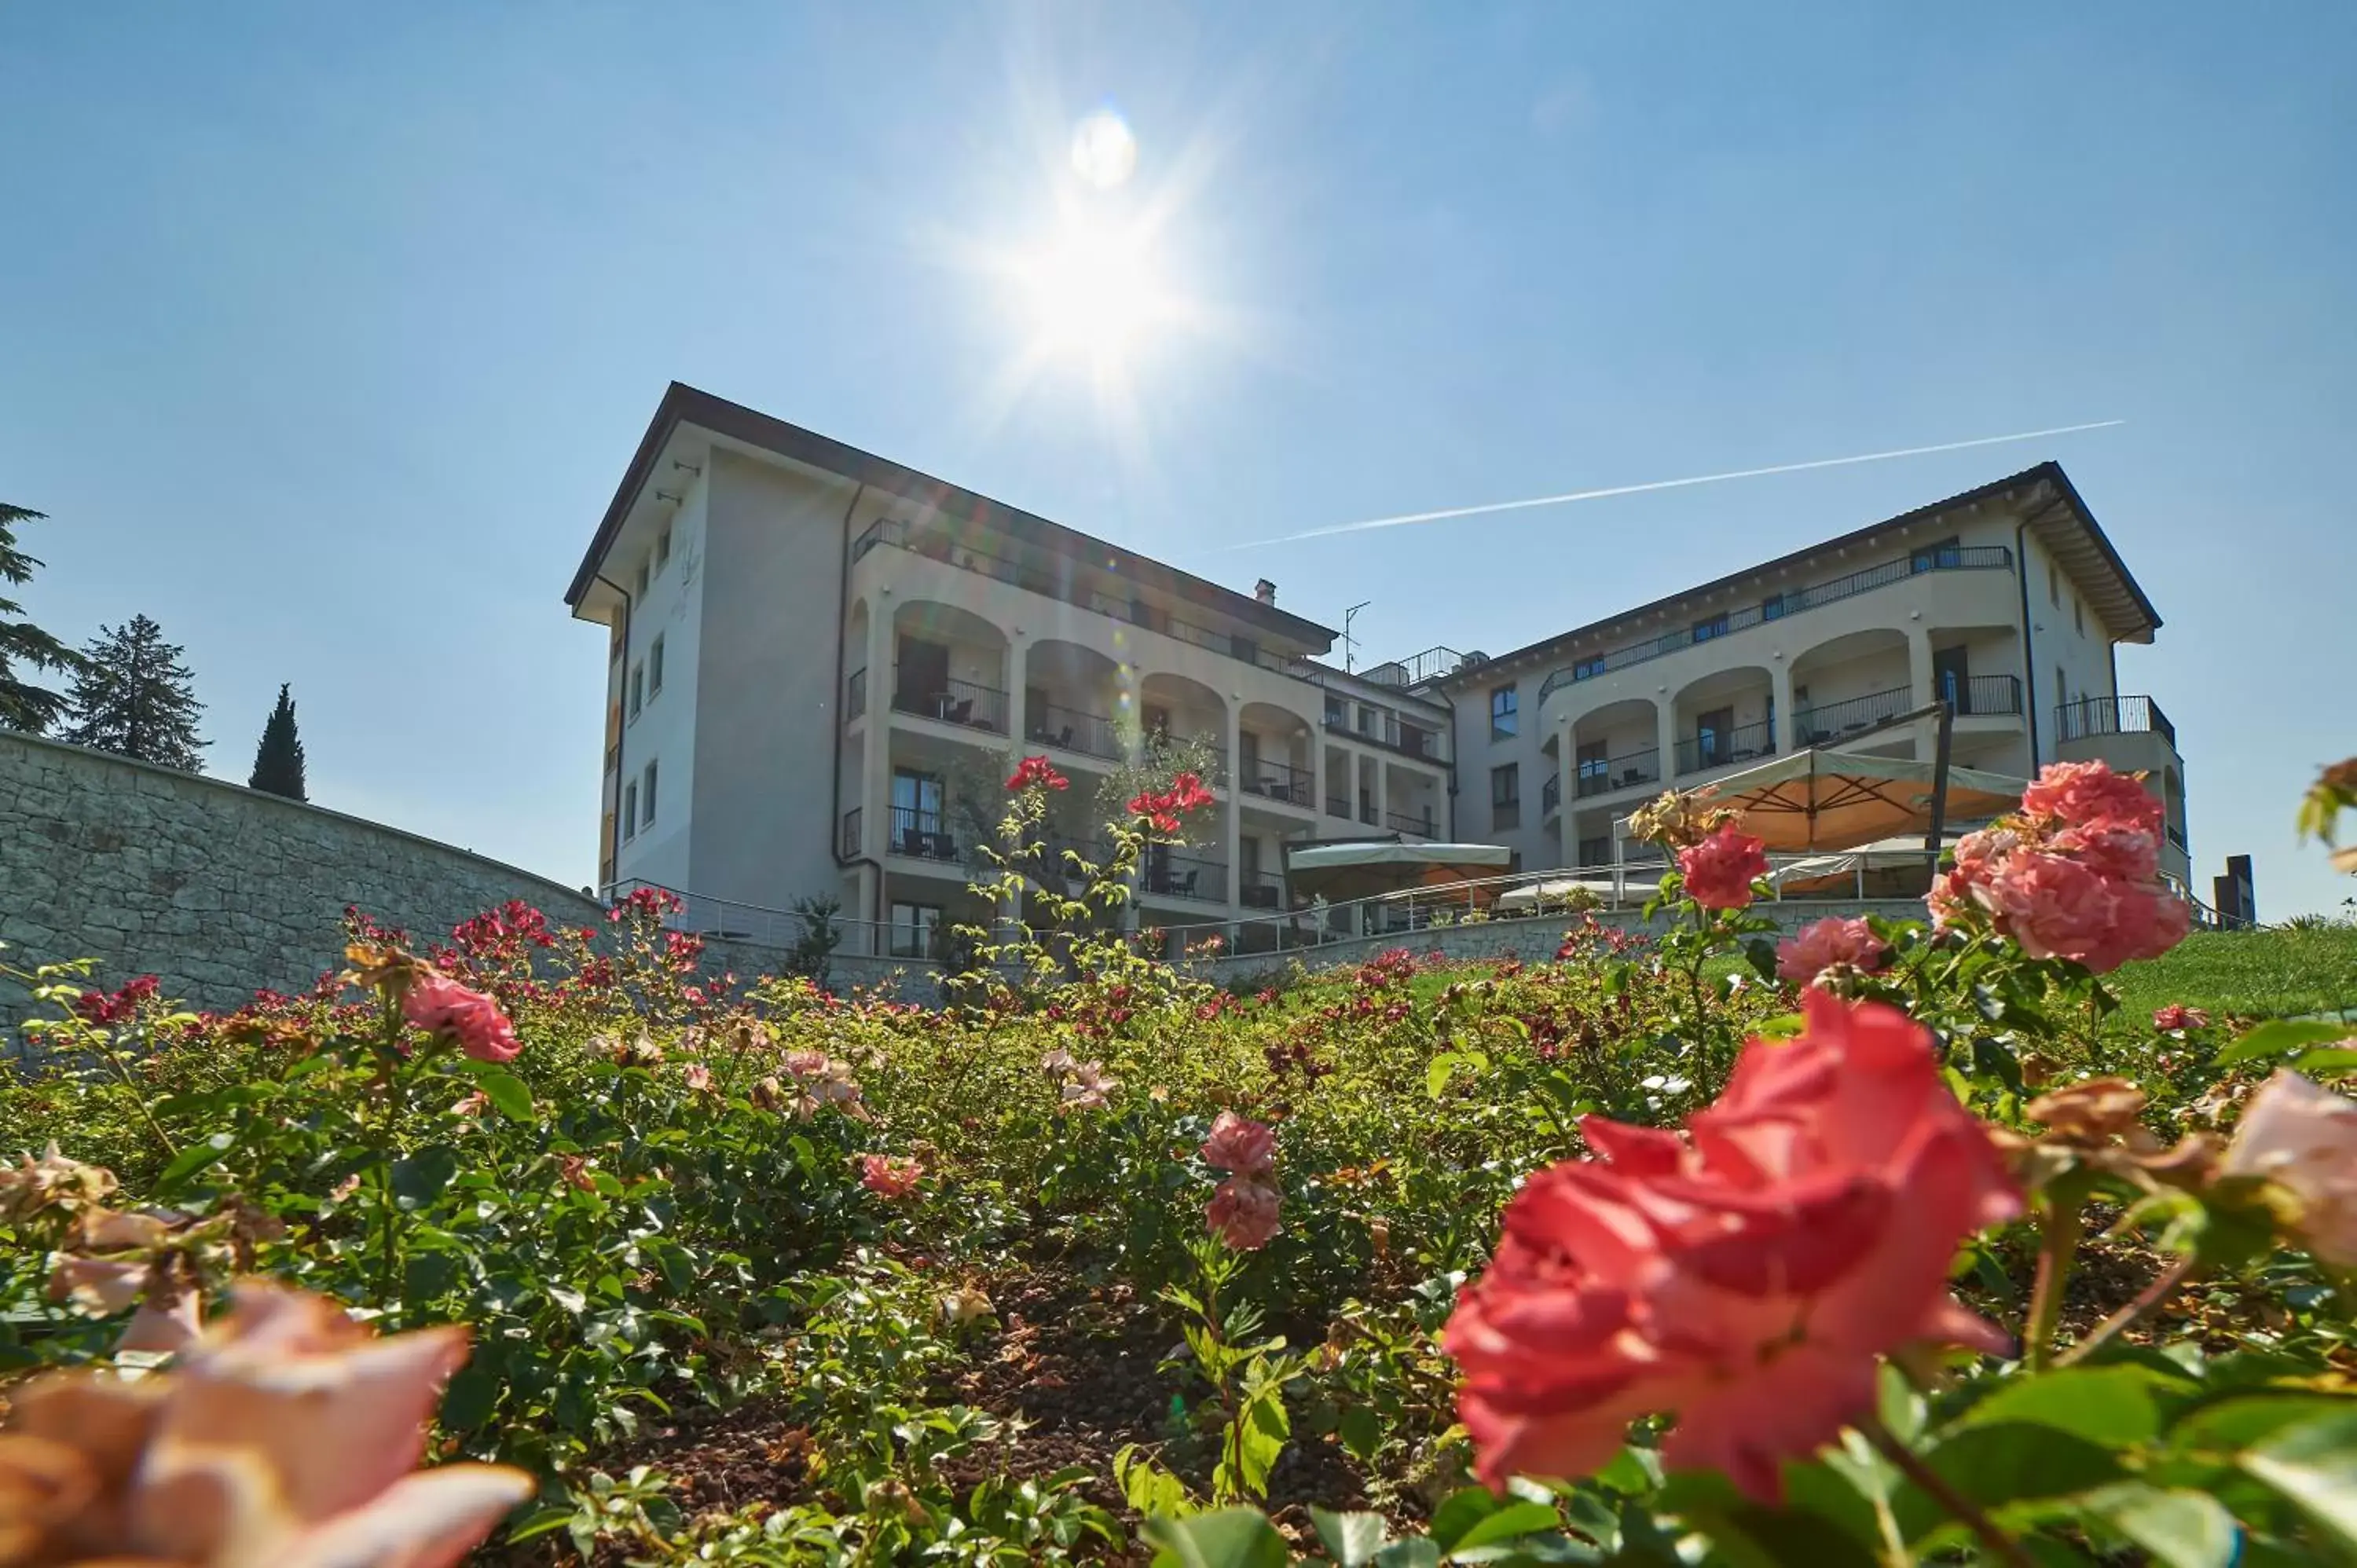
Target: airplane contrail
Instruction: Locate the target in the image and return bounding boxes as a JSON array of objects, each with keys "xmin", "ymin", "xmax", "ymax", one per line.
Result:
[{"xmin": 1230, "ymin": 419, "xmax": 2126, "ymax": 548}]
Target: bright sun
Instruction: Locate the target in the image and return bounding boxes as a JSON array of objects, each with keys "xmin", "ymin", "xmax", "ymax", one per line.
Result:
[{"xmin": 1017, "ymin": 217, "xmax": 1170, "ymax": 362}]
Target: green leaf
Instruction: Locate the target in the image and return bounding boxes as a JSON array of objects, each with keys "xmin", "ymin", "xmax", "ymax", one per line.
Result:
[
  {"xmin": 2171, "ymin": 1394, "xmax": 2355, "ymax": 1456},
  {"xmin": 1446, "ymin": 1499, "xmax": 1561, "ymax": 1551},
  {"xmin": 155, "ymin": 1130, "xmax": 234, "ymax": 1190},
  {"xmin": 1311, "ymin": 1507, "xmax": 1391, "ymax": 1566},
  {"xmin": 390, "ymin": 1145, "xmax": 460, "ymax": 1210},
  {"xmin": 1657, "ymin": 1471, "xmax": 1881, "ymax": 1568},
  {"xmin": 1894, "ymin": 1424, "xmax": 2126, "ymax": 1542},
  {"xmin": 1140, "ymin": 1508, "xmax": 1290, "ymax": 1568},
  {"xmin": 2290, "ymin": 1046, "xmax": 2357, "ymax": 1077},
  {"xmin": 1430, "ymin": 1487, "xmax": 1508, "ymax": 1552},
  {"xmin": 2237, "ymin": 1409, "xmax": 2357, "ymax": 1549},
  {"xmin": 2215, "ymin": 1019, "xmax": 2355, "ymax": 1065},
  {"xmin": 1338, "ymin": 1403, "xmax": 1383, "ymax": 1462},
  {"xmin": 2077, "ymin": 1483, "xmax": 2238, "ymax": 1568},
  {"xmin": 1954, "ymin": 1366, "xmax": 2167, "ymax": 1447},
  {"xmin": 1372, "ymin": 1543, "xmax": 1442, "ymax": 1568},
  {"xmin": 460, "ymin": 1061, "xmax": 534, "ymax": 1119}
]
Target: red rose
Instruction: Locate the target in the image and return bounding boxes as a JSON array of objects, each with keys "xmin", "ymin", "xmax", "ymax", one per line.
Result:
[
  {"xmin": 1443, "ymin": 992, "xmax": 2019, "ymax": 1503},
  {"xmin": 1677, "ymin": 822, "xmax": 1769, "ymax": 910},
  {"xmin": 1006, "ymin": 755, "xmax": 1069, "ymax": 793},
  {"xmin": 401, "ymin": 973, "xmax": 522, "ymax": 1064}
]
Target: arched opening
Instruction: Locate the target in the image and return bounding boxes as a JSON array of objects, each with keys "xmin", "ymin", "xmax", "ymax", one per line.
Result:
[
  {"xmin": 1791, "ymin": 629, "xmax": 1912, "ymax": 749},
  {"xmin": 891, "ymin": 600, "xmax": 1010, "ymax": 735},
  {"xmin": 1670, "ymin": 665, "xmax": 1776, "ymax": 777},
  {"xmin": 1023, "ymin": 639, "xmax": 1129, "ymax": 762},
  {"xmin": 1236, "ymin": 700, "xmax": 1316, "ymax": 808},
  {"xmin": 1571, "ymin": 696, "xmax": 1662, "ymax": 800}
]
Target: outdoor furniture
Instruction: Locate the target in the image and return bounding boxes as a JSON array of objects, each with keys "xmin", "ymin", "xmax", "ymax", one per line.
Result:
[
  {"xmin": 949, "ymin": 699, "xmax": 974, "ymax": 726},
  {"xmin": 897, "ymin": 826, "xmax": 927, "ymax": 857},
  {"xmin": 926, "ymin": 831, "xmax": 957, "ymax": 859}
]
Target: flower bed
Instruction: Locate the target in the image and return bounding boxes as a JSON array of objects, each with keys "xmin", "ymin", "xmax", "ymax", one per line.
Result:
[{"xmin": 3, "ymin": 757, "xmax": 2355, "ymax": 1566}]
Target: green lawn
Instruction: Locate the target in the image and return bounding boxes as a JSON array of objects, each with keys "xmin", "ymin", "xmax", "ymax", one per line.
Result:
[{"xmin": 2103, "ymin": 921, "xmax": 2357, "ymax": 1026}]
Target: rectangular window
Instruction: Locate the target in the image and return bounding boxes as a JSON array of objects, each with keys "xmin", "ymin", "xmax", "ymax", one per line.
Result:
[
  {"xmin": 2073, "ymin": 595, "xmax": 2084, "ymax": 635},
  {"xmin": 640, "ymin": 759, "xmax": 658, "ymax": 825},
  {"xmin": 1490, "ymin": 763, "xmax": 1519, "ymax": 806},
  {"xmin": 2048, "ymin": 562, "xmax": 2060, "ymax": 607},
  {"xmin": 1490, "ymin": 684, "xmax": 1519, "ymax": 740},
  {"xmin": 1231, "ymin": 635, "xmax": 1259, "ymax": 667},
  {"xmin": 1323, "ymin": 694, "xmax": 1346, "ymax": 727},
  {"xmin": 622, "ymin": 782, "xmax": 637, "ymax": 840},
  {"xmin": 648, "ymin": 634, "xmax": 665, "ymax": 695},
  {"xmin": 1578, "ymin": 834, "xmax": 1611, "ymax": 867},
  {"xmin": 635, "ymin": 558, "xmax": 651, "ymax": 601},
  {"xmin": 889, "ymin": 901, "xmax": 940, "ymax": 960},
  {"xmin": 2056, "ymin": 666, "xmax": 2068, "ymax": 731},
  {"xmin": 1761, "ymin": 593, "xmax": 1787, "ymax": 621},
  {"xmin": 629, "ymin": 663, "xmax": 644, "ymax": 720},
  {"xmin": 1692, "ymin": 612, "xmax": 1729, "ymax": 642},
  {"xmin": 654, "ymin": 524, "xmax": 672, "ymax": 571},
  {"xmin": 1577, "ymin": 738, "xmax": 1609, "ymax": 783}
]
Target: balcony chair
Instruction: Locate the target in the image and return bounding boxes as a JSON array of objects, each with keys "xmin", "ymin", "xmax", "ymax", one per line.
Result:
[{"xmin": 927, "ymin": 831, "xmax": 958, "ymax": 859}]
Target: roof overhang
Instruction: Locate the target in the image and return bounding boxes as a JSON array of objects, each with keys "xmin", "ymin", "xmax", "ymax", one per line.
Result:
[{"xmin": 564, "ymin": 383, "xmax": 1339, "ymax": 648}]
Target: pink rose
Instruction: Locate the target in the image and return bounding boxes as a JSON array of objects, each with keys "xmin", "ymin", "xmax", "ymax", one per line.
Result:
[
  {"xmin": 1981, "ymin": 851, "xmax": 2119, "ymax": 966},
  {"xmin": 2, "ymin": 1283, "xmax": 530, "ymax": 1566},
  {"xmin": 2051, "ymin": 821, "xmax": 2160, "ymax": 885},
  {"xmin": 1775, "ymin": 917, "xmax": 1889, "ymax": 986},
  {"xmin": 401, "ymin": 973, "xmax": 521, "ymax": 1064},
  {"xmin": 1205, "ymin": 1176, "xmax": 1281, "ymax": 1251},
  {"xmin": 860, "ymin": 1154, "xmax": 924, "ymax": 1199},
  {"xmin": 1443, "ymin": 991, "xmax": 2020, "ymax": 1504},
  {"xmin": 2223, "ymin": 1070, "xmax": 2357, "ymax": 1267},
  {"xmin": 1677, "ymin": 822, "xmax": 1769, "ymax": 910},
  {"xmin": 2021, "ymin": 759, "xmax": 2162, "ymax": 834},
  {"xmin": 2152, "ymin": 1004, "xmax": 2210, "ymax": 1032},
  {"xmin": 1201, "ymin": 1112, "xmax": 1277, "ymax": 1178}
]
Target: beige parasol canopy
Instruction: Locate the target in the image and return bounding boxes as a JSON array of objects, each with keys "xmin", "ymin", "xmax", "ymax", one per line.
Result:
[{"xmin": 1674, "ymin": 747, "xmax": 2026, "ymax": 854}]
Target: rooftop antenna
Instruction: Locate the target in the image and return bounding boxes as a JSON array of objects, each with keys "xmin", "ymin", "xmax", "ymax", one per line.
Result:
[{"xmin": 1341, "ymin": 601, "xmax": 1372, "ymax": 673}]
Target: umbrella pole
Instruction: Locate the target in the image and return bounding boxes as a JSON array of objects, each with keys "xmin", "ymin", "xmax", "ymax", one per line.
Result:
[{"xmin": 1924, "ymin": 701, "xmax": 1956, "ymax": 885}]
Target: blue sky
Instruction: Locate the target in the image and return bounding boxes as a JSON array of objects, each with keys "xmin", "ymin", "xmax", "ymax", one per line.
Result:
[{"xmin": 3, "ymin": 5, "xmax": 2350, "ymax": 915}]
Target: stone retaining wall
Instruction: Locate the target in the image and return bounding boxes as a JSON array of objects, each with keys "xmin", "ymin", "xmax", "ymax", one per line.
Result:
[{"xmin": 1, "ymin": 731, "xmax": 602, "ymax": 1035}]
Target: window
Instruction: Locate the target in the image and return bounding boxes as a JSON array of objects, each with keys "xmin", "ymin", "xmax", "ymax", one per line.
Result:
[
  {"xmin": 640, "ymin": 759, "xmax": 658, "ymax": 825},
  {"xmin": 1578, "ymin": 834, "xmax": 1611, "ymax": 868},
  {"xmin": 2056, "ymin": 666, "xmax": 2068, "ymax": 731},
  {"xmin": 654, "ymin": 524, "xmax": 672, "ymax": 571},
  {"xmin": 1490, "ymin": 684, "xmax": 1519, "ymax": 740},
  {"xmin": 1231, "ymin": 635, "xmax": 1259, "ymax": 666},
  {"xmin": 1761, "ymin": 593, "xmax": 1787, "ymax": 621},
  {"xmin": 1577, "ymin": 738, "xmax": 1609, "ymax": 784},
  {"xmin": 2048, "ymin": 562, "xmax": 2060, "ymax": 607},
  {"xmin": 891, "ymin": 769, "xmax": 947, "ymax": 857},
  {"xmin": 628, "ymin": 662, "xmax": 644, "ymax": 720},
  {"xmin": 1324, "ymin": 694, "xmax": 1347, "ymax": 727},
  {"xmin": 1911, "ymin": 535, "xmax": 1962, "ymax": 573},
  {"xmin": 648, "ymin": 634, "xmax": 665, "ymax": 696},
  {"xmin": 889, "ymin": 901, "xmax": 940, "ymax": 960},
  {"xmin": 621, "ymin": 782, "xmax": 637, "ymax": 840},
  {"xmin": 1490, "ymin": 763, "xmax": 1520, "ymax": 830},
  {"xmin": 635, "ymin": 558, "xmax": 651, "ymax": 601},
  {"xmin": 1692, "ymin": 612, "xmax": 1729, "ymax": 642},
  {"xmin": 2073, "ymin": 595, "xmax": 2084, "ymax": 636}
]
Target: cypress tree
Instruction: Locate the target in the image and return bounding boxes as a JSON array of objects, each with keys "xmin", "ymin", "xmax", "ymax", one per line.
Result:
[
  {"xmin": 248, "ymin": 683, "xmax": 308, "ymax": 800},
  {"xmin": 0, "ymin": 502, "xmax": 79, "ymax": 734},
  {"xmin": 60, "ymin": 614, "xmax": 207, "ymax": 771}
]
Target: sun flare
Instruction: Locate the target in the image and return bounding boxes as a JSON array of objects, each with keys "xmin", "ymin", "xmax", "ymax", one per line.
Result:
[{"xmin": 1016, "ymin": 217, "xmax": 1171, "ymax": 361}]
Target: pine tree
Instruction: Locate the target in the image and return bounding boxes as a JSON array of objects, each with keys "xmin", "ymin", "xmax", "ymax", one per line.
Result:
[
  {"xmin": 0, "ymin": 503, "xmax": 80, "ymax": 734},
  {"xmin": 247, "ymin": 682, "xmax": 308, "ymax": 800},
  {"xmin": 60, "ymin": 614, "xmax": 207, "ymax": 770}
]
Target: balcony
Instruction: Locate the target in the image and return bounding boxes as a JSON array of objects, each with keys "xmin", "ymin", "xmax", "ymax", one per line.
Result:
[
  {"xmin": 1538, "ymin": 544, "xmax": 2014, "ymax": 702},
  {"xmin": 844, "ymin": 667, "xmax": 867, "ymax": 727},
  {"xmin": 840, "ymin": 807, "xmax": 862, "ymax": 857},
  {"xmin": 2057, "ymin": 694, "xmax": 2176, "ymax": 748},
  {"xmin": 1240, "ymin": 870, "xmax": 1288, "ymax": 910},
  {"xmin": 1676, "ymin": 721, "xmax": 1777, "ymax": 777},
  {"xmin": 1325, "ymin": 793, "xmax": 1352, "ymax": 819},
  {"xmin": 1026, "ymin": 701, "xmax": 1122, "ymax": 761},
  {"xmin": 1944, "ymin": 673, "xmax": 2022, "ymax": 717},
  {"xmin": 1322, "ymin": 711, "xmax": 1447, "ymax": 765},
  {"xmin": 884, "ymin": 805, "xmax": 962, "ymax": 863},
  {"xmin": 1142, "ymin": 850, "xmax": 1226, "ymax": 903},
  {"xmin": 1574, "ymin": 746, "xmax": 1662, "ymax": 800},
  {"xmin": 1386, "ymin": 808, "xmax": 1439, "ymax": 838},
  {"xmin": 1541, "ymin": 773, "xmax": 1560, "ymax": 817},
  {"xmin": 1238, "ymin": 758, "xmax": 1314, "ymax": 807},
  {"xmin": 853, "ymin": 515, "xmax": 1323, "ymax": 684},
  {"xmin": 892, "ymin": 672, "xmax": 1010, "ymax": 735},
  {"xmin": 1794, "ymin": 685, "xmax": 1912, "ymax": 746}
]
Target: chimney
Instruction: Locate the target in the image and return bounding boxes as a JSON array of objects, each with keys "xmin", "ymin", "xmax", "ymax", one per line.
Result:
[{"xmin": 1254, "ymin": 578, "xmax": 1277, "ymax": 606}]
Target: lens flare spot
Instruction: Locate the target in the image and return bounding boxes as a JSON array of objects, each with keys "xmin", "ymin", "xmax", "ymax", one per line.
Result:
[{"xmin": 1070, "ymin": 108, "xmax": 1138, "ymax": 190}]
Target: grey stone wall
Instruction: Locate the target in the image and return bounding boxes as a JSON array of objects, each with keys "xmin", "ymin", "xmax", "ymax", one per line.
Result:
[{"xmin": 2, "ymin": 732, "xmax": 602, "ymax": 1032}]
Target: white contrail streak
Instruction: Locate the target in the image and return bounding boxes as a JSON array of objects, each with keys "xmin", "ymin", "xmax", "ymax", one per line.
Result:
[{"xmin": 1233, "ymin": 419, "xmax": 2126, "ymax": 548}]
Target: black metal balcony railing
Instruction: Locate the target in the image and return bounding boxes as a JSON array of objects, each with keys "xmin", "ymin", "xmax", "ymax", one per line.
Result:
[
  {"xmin": 845, "ymin": 667, "xmax": 867, "ymax": 724},
  {"xmin": 1794, "ymin": 685, "xmax": 1912, "ymax": 746},
  {"xmin": 1676, "ymin": 720, "xmax": 1778, "ymax": 777},
  {"xmin": 1574, "ymin": 746, "xmax": 1662, "ymax": 800},
  {"xmin": 892, "ymin": 672, "xmax": 1009, "ymax": 735},
  {"xmin": 1027, "ymin": 701, "xmax": 1122, "ymax": 761},
  {"xmin": 1359, "ymin": 800, "xmax": 1380, "ymax": 826},
  {"xmin": 2056, "ymin": 694, "xmax": 2176, "ymax": 749},
  {"xmin": 1322, "ymin": 712, "xmax": 1447, "ymax": 765},
  {"xmin": 1540, "ymin": 773, "xmax": 1561, "ymax": 816},
  {"xmin": 1941, "ymin": 672, "xmax": 2022, "ymax": 717},
  {"xmin": 851, "ymin": 515, "xmax": 1328, "ymax": 684},
  {"xmin": 1387, "ymin": 808, "xmax": 1439, "ymax": 837},
  {"xmin": 2166, "ymin": 821, "xmax": 2188, "ymax": 851},
  {"xmin": 1239, "ymin": 758, "xmax": 1313, "ymax": 806},
  {"xmin": 885, "ymin": 805, "xmax": 960, "ymax": 863},
  {"xmin": 1325, "ymin": 794, "xmax": 1352, "ymax": 819},
  {"xmin": 1538, "ymin": 544, "xmax": 2014, "ymax": 702},
  {"xmin": 1239, "ymin": 870, "xmax": 1288, "ymax": 910},
  {"xmin": 840, "ymin": 807, "xmax": 861, "ymax": 857},
  {"xmin": 1142, "ymin": 851, "xmax": 1226, "ymax": 903}
]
